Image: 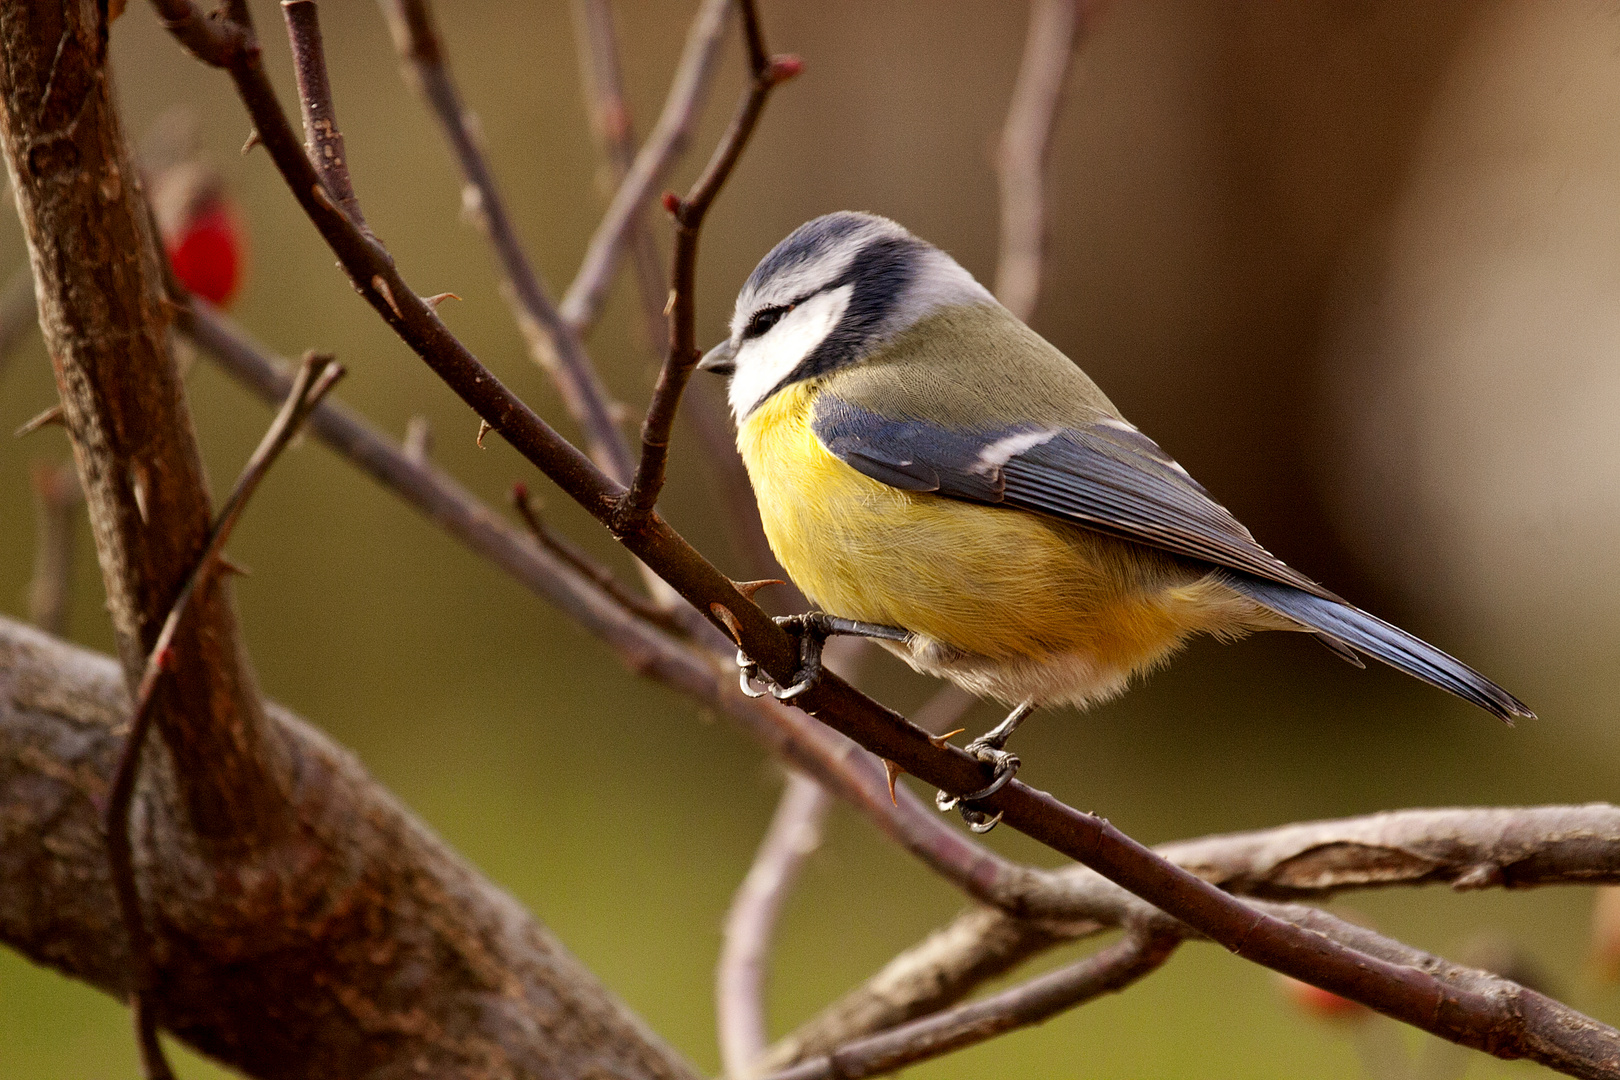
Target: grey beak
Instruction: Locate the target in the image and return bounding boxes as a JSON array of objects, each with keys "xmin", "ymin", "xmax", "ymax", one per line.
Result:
[{"xmin": 697, "ymin": 339, "xmax": 737, "ymax": 376}]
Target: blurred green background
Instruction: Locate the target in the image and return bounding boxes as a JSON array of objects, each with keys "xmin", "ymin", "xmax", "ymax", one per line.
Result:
[{"xmin": 3, "ymin": 1, "xmax": 1618, "ymax": 1077}]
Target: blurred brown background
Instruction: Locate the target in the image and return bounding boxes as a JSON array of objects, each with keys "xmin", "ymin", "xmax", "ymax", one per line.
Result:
[{"xmin": 2, "ymin": 2, "xmax": 1617, "ymax": 1077}]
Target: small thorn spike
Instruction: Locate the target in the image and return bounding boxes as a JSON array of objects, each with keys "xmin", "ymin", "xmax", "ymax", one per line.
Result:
[
  {"xmin": 732, "ymin": 578, "xmax": 786, "ymax": 601},
  {"xmin": 883, "ymin": 759, "xmax": 903, "ymax": 806},
  {"xmin": 476, "ymin": 419, "xmax": 493, "ymax": 448}
]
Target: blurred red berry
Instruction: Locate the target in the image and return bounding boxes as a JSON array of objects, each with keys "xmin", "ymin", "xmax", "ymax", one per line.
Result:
[
  {"xmin": 1277, "ymin": 973, "xmax": 1369, "ymax": 1022},
  {"xmin": 165, "ymin": 199, "xmax": 245, "ymax": 308}
]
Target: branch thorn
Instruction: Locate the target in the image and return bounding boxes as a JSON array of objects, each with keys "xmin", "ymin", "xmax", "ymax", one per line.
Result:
[
  {"xmin": 928, "ymin": 728, "xmax": 966, "ymax": 750},
  {"xmin": 883, "ymin": 759, "xmax": 904, "ymax": 806},
  {"xmin": 421, "ymin": 291, "xmax": 460, "ymax": 311},
  {"xmin": 476, "ymin": 419, "xmax": 493, "ymax": 448},
  {"xmin": 731, "ymin": 578, "xmax": 785, "ymax": 601},
  {"xmin": 217, "ymin": 555, "xmax": 251, "ymax": 577},
  {"xmin": 14, "ymin": 403, "xmax": 64, "ymax": 437},
  {"xmin": 241, "ymin": 128, "xmax": 262, "ymax": 154},
  {"xmin": 710, "ymin": 602, "xmax": 742, "ymax": 644}
]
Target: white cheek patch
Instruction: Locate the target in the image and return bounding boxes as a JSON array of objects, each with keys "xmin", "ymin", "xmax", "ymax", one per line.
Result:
[{"xmin": 728, "ymin": 284, "xmax": 854, "ymax": 419}]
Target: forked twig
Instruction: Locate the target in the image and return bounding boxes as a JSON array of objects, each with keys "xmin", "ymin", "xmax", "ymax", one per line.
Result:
[
  {"xmin": 509, "ymin": 482, "xmax": 687, "ymax": 635},
  {"xmin": 102, "ymin": 352, "xmax": 342, "ymax": 1080},
  {"xmin": 617, "ymin": 4, "xmax": 801, "ymax": 526}
]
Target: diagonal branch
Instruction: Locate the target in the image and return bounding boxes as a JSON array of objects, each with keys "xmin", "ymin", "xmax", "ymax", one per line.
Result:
[
  {"xmin": 560, "ymin": 0, "xmax": 735, "ymax": 334},
  {"xmin": 571, "ymin": 0, "xmax": 671, "ymax": 349},
  {"xmin": 151, "ymin": 5, "xmax": 1620, "ymax": 1073},
  {"xmin": 765, "ymin": 803, "xmax": 1620, "ymax": 1066}
]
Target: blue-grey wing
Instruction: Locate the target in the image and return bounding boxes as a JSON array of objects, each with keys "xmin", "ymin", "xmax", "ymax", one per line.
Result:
[{"xmin": 811, "ymin": 394, "xmax": 1336, "ymax": 600}]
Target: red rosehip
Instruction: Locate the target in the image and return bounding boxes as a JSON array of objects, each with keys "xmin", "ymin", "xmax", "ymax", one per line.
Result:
[
  {"xmin": 1277, "ymin": 974, "xmax": 1369, "ymax": 1022},
  {"xmin": 165, "ymin": 200, "xmax": 246, "ymax": 308}
]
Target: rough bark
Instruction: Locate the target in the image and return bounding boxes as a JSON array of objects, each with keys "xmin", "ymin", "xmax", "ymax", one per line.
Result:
[{"xmin": 0, "ymin": 614, "xmax": 701, "ymax": 1080}]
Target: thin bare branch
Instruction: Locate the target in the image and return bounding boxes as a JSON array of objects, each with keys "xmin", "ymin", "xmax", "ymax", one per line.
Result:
[
  {"xmin": 560, "ymin": 0, "xmax": 734, "ymax": 333},
  {"xmin": 281, "ymin": 0, "xmax": 366, "ymax": 229},
  {"xmin": 104, "ymin": 352, "xmax": 342, "ymax": 1080},
  {"xmin": 720, "ymin": 772, "xmax": 831, "ymax": 1078},
  {"xmin": 571, "ymin": 0, "xmax": 670, "ymax": 349},
  {"xmin": 617, "ymin": 6, "xmax": 801, "ymax": 526},
  {"xmin": 26, "ymin": 459, "xmax": 81, "ymax": 636},
  {"xmin": 993, "ymin": 0, "xmax": 1095, "ymax": 320},
  {"xmin": 759, "ymin": 930, "xmax": 1180, "ymax": 1080}
]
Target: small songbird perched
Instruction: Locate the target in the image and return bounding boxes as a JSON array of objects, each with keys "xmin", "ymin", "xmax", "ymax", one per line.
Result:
[{"xmin": 699, "ymin": 212, "xmax": 1531, "ymax": 831}]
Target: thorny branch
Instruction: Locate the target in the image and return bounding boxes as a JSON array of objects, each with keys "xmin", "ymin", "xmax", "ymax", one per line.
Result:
[
  {"xmin": 104, "ymin": 353, "xmax": 342, "ymax": 1080},
  {"xmin": 763, "ymin": 804, "xmax": 1620, "ymax": 1068},
  {"xmin": 617, "ymin": 8, "xmax": 799, "ymax": 526},
  {"xmin": 143, "ymin": 1, "xmax": 1620, "ymax": 1073}
]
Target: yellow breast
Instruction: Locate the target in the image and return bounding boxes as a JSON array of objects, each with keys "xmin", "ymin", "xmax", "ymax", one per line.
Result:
[{"xmin": 735, "ymin": 383, "xmax": 1227, "ymax": 674}]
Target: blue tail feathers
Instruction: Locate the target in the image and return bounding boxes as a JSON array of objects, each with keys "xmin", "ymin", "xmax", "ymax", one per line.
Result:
[{"xmin": 1219, "ymin": 571, "xmax": 1533, "ymax": 723}]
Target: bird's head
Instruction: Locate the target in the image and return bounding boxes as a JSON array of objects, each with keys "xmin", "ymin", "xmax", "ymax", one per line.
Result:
[{"xmin": 699, "ymin": 211, "xmax": 994, "ymax": 419}]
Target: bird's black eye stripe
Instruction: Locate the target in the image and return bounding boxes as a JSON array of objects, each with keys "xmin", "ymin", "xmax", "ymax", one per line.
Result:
[{"xmin": 743, "ymin": 303, "xmax": 794, "ymax": 339}]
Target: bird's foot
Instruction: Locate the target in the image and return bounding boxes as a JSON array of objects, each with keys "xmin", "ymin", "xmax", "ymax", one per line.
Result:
[
  {"xmin": 736, "ymin": 613, "xmax": 909, "ymax": 702},
  {"xmin": 934, "ymin": 734, "xmax": 1021, "ymax": 834}
]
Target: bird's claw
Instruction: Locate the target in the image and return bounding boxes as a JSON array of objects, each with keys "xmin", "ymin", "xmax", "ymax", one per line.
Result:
[
  {"xmin": 935, "ymin": 739, "xmax": 1021, "ymax": 833},
  {"xmin": 734, "ymin": 614, "xmax": 827, "ymax": 701}
]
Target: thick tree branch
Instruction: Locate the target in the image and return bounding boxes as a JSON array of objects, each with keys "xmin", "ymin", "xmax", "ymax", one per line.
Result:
[
  {"xmin": 0, "ymin": 616, "xmax": 701, "ymax": 1080},
  {"xmin": 560, "ymin": 0, "xmax": 734, "ymax": 333},
  {"xmin": 151, "ymin": 5, "xmax": 1620, "ymax": 1072}
]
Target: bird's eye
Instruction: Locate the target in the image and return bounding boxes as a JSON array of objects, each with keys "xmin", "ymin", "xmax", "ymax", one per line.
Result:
[{"xmin": 744, "ymin": 304, "xmax": 792, "ymax": 339}]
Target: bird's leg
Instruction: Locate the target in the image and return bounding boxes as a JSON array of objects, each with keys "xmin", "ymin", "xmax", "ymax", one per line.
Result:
[
  {"xmin": 736, "ymin": 612, "xmax": 910, "ymax": 701},
  {"xmin": 936, "ymin": 700, "xmax": 1036, "ymax": 834}
]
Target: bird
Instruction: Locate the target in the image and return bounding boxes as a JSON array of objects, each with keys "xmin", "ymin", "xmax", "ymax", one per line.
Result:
[{"xmin": 697, "ymin": 211, "xmax": 1531, "ymax": 831}]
